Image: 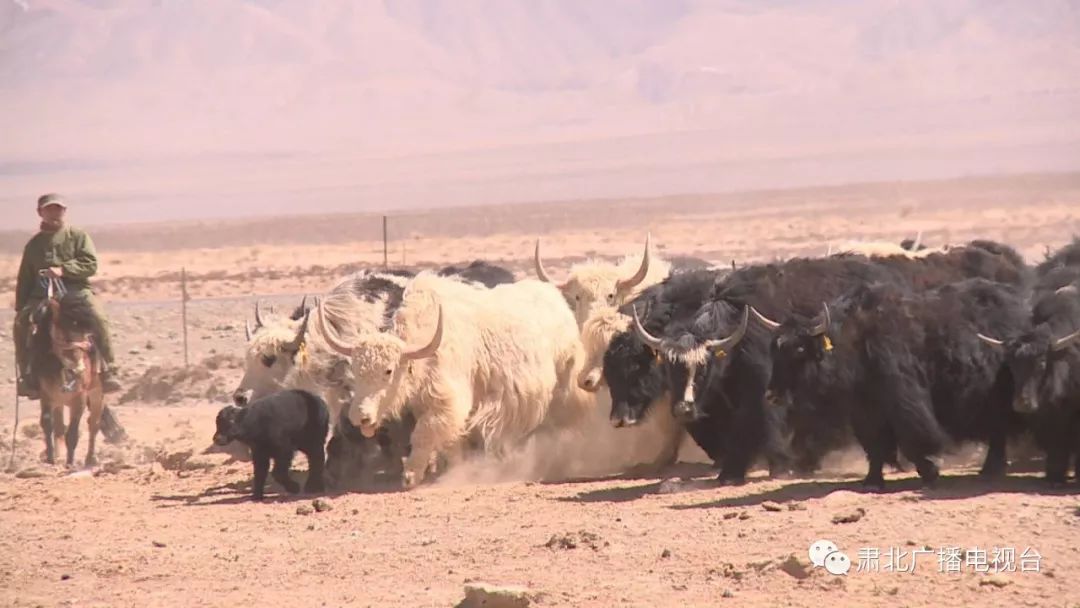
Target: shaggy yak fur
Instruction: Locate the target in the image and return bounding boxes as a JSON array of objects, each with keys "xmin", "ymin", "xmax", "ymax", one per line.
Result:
[
  {"xmin": 771, "ymin": 278, "xmax": 1031, "ymax": 488},
  {"xmin": 979, "ymin": 241, "xmax": 1080, "ymax": 485},
  {"xmin": 634, "ymin": 242, "xmax": 1027, "ymax": 484},
  {"xmin": 213, "ymin": 389, "xmax": 330, "ymax": 500}
]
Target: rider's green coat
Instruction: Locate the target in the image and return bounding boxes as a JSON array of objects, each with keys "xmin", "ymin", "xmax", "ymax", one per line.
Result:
[{"xmin": 14, "ymin": 226, "xmax": 99, "ymax": 310}]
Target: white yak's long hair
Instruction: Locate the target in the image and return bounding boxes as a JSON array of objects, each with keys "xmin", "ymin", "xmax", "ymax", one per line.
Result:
[
  {"xmin": 235, "ymin": 269, "xmax": 411, "ymax": 420},
  {"xmin": 387, "ymin": 272, "xmax": 593, "ymax": 454}
]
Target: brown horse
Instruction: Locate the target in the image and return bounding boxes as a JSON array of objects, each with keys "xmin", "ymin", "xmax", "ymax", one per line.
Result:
[{"xmin": 28, "ymin": 278, "xmax": 105, "ymax": 467}]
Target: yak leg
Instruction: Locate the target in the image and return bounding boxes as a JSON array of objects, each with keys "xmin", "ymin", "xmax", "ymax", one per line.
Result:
[
  {"xmin": 302, "ymin": 442, "xmax": 326, "ymax": 494},
  {"xmin": 979, "ymin": 433, "xmax": 1008, "ymax": 479},
  {"xmin": 40, "ymin": 399, "xmax": 56, "ymax": 465},
  {"xmin": 851, "ymin": 408, "xmax": 892, "ymax": 490},
  {"xmin": 65, "ymin": 399, "xmax": 85, "ymax": 467},
  {"xmin": 1044, "ymin": 444, "xmax": 1070, "ymax": 486},
  {"xmin": 863, "ymin": 428, "xmax": 896, "ymax": 490},
  {"xmin": 884, "ymin": 378, "xmax": 943, "ymax": 487},
  {"xmin": 403, "ymin": 392, "xmax": 470, "ymax": 489},
  {"xmin": 270, "ymin": 447, "xmax": 300, "ymax": 494},
  {"xmin": 250, "ymin": 447, "xmax": 271, "ymax": 500}
]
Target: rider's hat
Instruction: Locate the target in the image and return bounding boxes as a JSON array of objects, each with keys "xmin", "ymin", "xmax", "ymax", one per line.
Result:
[{"xmin": 37, "ymin": 193, "xmax": 67, "ymax": 210}]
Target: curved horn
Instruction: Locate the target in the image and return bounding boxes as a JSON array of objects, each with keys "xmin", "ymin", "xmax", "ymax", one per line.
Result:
[
  {"xmin": 911, "ymin": 230, "xmax": 923, "ymax": 250},
  {"xmin": 749, "ymin": 306, "xmax": 781, "ymax": 330},
  {"xmin": 704, "ymin": 305, "xmax": 750, "ymax": 352},
  {"xmin": 809, "ymin": 303, "xmax": 831, "ymax": 336},
  {"xmin": 1055, "ymin": 285, "xmax": 1078, "ymax": 296},
  {"xmin": 299, "ymin": 294, "xmax": 308, "ymax": 310},
  {"xmin": 288, "ymin": 309, "xmax": 311, "ymax": 351},
  {"xmin": 616, "ymin": 233, "xmax": 651, "ymax": 293},
  {"xmin": 631, "ymin": 304, "xmax": 663, "ymax": 351},
  {"xmin": 976, "ymin": 333, "xmax": 1005, "ymax": 347},
  {"xmin": 402, "ymin": 303, "xmax": 443, "ymax": 361},
  {"xmin": 534, "ymin": 238, "xmax": 554, "ymax": 283},
  {"xmin": 315, "ymin": 301, "xmax": 353, "ymax": 357},
  {"xmin": 254, "ymin": 300, "xmax": 264, "ymax": 328},
  {"xmin": 244, "ymin": 321, "xmax": 252, "ymax": 342},
  {"xmin": 1052, "ymin": 327, "xmax": 1080, "ymax": 352}
]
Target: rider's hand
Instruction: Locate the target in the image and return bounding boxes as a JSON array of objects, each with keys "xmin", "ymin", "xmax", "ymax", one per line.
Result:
[{"xmin": 45, "ymin": 266, "xmax": 63, "ymax": 278}]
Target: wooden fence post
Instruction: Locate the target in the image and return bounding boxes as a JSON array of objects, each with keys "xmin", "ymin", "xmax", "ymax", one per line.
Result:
[{"xmin": 181, "ymin": 267, "xmax": 190, "ymax": 368}]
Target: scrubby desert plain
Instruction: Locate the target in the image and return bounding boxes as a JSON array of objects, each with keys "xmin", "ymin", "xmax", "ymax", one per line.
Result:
[{"xmin": 1, "ymin": 172, "xmax": 1080, "ymax": 608}]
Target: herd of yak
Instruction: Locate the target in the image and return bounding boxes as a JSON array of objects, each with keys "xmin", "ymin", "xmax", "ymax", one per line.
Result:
[{"xmin": 223, "ymin": 233, "xmax": 1080, "ymax": 496}]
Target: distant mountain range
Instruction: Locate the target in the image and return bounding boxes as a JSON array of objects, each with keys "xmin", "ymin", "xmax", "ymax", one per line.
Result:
[{"xmin": 2, "ymin": 0, "xmax": 1079, "ymax": 224}]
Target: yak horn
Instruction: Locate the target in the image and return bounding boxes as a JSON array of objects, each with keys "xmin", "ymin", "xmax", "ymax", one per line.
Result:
[
  {"xmin": 316, "ymin": 301, "xmax": 353, "ymax": 357},
  {"xmin": 254, "ymin": 300, "xmax": 264, "ymax": 328},
  {"xmin": 1052, "ymin": 328, "xmax": 1080, "ymax": 352},
  {"xmin": 402, "ymin": 304, "xmax": 443, "ymax": 360},
  {"xmin": 616, "ymin": 233, "xmax": 651, "ymax": 293},
  {"xmin": 704, "ymin": 305, "xmax": 750, "ymax": 352},
  {"xmin": 289, "ymin": 309, "xmax": 311, "ymax": 351},
  {"xmin": 750, "ymin": 306, "xmax": 781, "ymax": 330},
  {"xmin": 534, "ymin": 238, "xmax": 555, "ymax": 284},
  {"xmin": 631, "ymin": 304, "xmax": 663, "ymax": 350},
  {"xmin": 976, "ymin": 333, "xmax": 1005, "ymax": 347},
  {"xmin": 809, "ymin": 303, "xmax": 831, "ymax": 336},
  {"xmin": 244, "ymin": 321, "xmax": 253, "ymax": 342}
]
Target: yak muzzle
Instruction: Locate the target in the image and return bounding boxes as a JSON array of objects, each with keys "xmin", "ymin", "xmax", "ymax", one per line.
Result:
[
  {"xmin": 673, "ymin": 400, "xmax": 701, "ymax": 422},
  {"xmin": 579, "ymin": 369, "xmax": 604, "ymax": 392},
  {"xmin": 232, "ymin": 388, "xmax": 253, "ymax": 406}
]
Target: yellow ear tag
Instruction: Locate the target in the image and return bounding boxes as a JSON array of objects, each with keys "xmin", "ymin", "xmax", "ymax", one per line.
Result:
[
  {"xmin": 297, "ymin": 342, "xmax": 309, "ymax": 368},
  {"xmin": 714, "ymin": 349, "xmax": 727, "ymax": 359},
  {"xmin": 822, "ymin": 335, "xmax": 833, "ymax": 352}
]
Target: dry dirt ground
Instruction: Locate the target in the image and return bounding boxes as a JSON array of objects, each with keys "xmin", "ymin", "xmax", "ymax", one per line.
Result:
[{"xmin": 2, "ymin": 173, "xmax": 1080, "ymax": 607}]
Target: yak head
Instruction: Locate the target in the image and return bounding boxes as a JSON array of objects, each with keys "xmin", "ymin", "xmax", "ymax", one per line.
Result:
[
  {"xmin": 534, "ymin": 234, "xmax": 660, "ymax": 326},
  {"xmin": 770, "ymin": 303, "xmax": 835, "ymax": 397},
  {"xmin": 577, "ymin": 306, "xmax": 632, "ymax": 393},
  {"xmin": 232, "ymin": 297, "xmax": 313, "ymax": 406},
  {"xmin": 212, "ymin": 405, "xmax": 247, "ymax": 446},
  {"xmin": 977, "ymin": 286, "xmax": 1080, "ymax": 413},
  {"xmin": 632, "ymin": 302, "xmax": 770, "ymax": 423},
  {"xmin": 978, "ymin": 323, "xmax": 1080, "ymax": 413},
  {"xmin": 603, "ymin": 325, "xmax": 668, "ymax": 427},
  {"xmin": 316, "ymin": 299, "xmax": 442, "ymax": 438}
]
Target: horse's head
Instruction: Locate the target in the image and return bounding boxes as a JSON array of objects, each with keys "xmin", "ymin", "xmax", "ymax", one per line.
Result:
[{"xmin": 30, "ymin": 287, "xmax": 99, "ymax": 389}]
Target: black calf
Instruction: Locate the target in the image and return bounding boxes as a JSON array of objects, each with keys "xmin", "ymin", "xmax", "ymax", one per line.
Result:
[{"xmin": 213, "ymin": 389, "xmax": 330, "ymax": 500}]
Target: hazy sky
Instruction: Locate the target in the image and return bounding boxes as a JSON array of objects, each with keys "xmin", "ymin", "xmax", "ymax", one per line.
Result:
[{"xmin": 2, "ymin": 0, "xmax": 1079, "ymax": 226}]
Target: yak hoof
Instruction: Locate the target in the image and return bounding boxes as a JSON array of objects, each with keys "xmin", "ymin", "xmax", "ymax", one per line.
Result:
[
  {"xmin": 717, "ymin": 473, "xmax": 747, "ymax": 486},
  {"xmin": 861, "ymin": 476, "xmax": 886, "ymax": 491}
]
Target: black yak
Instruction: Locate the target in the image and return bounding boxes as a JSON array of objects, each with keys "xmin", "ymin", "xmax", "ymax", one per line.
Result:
[
  {"xmin": 771, "ymin": 278, "xmax": 1031, "ymax": 488},
  {"xmin": 977, "ymin": 281, "xmax": 1080, "ymax": 484}
]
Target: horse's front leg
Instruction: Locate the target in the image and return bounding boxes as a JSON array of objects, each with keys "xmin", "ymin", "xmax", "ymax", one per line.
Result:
[
  {"xmin": 85, "ymin": 390, "xmax": 103, "ymax": 467},
  {"xmin": 40, "ymin": 398, "xmax": 56, "ymax": 465},
  {"xmin": 65, "ymin": 397, "xmax": 85, "ymax": 467}
]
